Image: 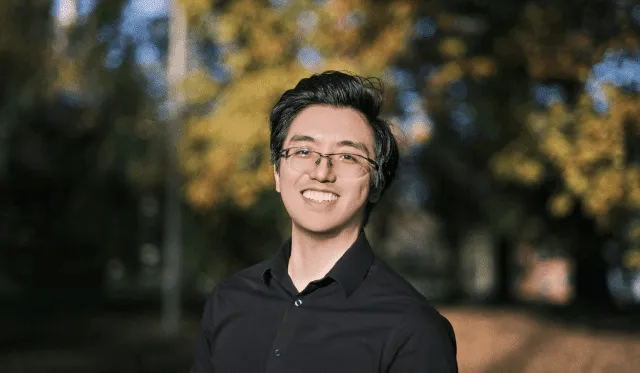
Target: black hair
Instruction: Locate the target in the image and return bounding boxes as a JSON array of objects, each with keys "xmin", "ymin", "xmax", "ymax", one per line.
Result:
[{"xmin": 269, "ymin": 70, "xmax": 399, "ymax": 226}]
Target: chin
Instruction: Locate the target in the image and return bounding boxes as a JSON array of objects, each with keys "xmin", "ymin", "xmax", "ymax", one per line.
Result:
[
  {"xmin": 291, "ymin": 212, "xmax": 364, "ymax": 236},
  {"xmin": 294, "ymin": 219, "xmax": 344, "ymax": 235}
]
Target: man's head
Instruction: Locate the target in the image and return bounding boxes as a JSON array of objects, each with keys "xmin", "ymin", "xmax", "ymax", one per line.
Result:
[{"xmin": 270, "ymin": 71, "xmax": 399, "ymax": 233}]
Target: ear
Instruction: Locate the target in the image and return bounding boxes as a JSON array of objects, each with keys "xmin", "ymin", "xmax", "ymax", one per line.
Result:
[{"xmin": 274, "ymin": 164, "xmax": 281, "ymax": 193}]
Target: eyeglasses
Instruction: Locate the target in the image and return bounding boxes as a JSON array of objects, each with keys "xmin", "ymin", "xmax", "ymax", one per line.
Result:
[{"xmin": 280, "ymin": 147, "xmax": 379, "ymax": 178}]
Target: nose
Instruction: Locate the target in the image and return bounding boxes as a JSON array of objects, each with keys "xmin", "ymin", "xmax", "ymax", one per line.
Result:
[{"xmin": 309, "ymin": 155, "xmax": 336, "ymax": 182}]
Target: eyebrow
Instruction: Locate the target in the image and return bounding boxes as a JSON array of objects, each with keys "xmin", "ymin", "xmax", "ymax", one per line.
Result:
[{"xmin": 288, "ymin": 134, "xmax": 370, "ymax": 156}]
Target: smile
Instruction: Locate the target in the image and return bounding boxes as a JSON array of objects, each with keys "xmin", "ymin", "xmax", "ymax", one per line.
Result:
[{"xmin": 301, "ymin": 190, "xmax": 339, "ymax": 203}]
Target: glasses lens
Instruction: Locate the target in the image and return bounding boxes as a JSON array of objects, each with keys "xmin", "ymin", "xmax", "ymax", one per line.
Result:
[{"xmin": 287, "ymin": 149, "xmax": 369, "ymax": 178}]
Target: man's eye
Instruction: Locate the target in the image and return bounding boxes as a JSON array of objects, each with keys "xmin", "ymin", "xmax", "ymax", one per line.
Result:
[
  {"xmin": 340, "ymin": 154, "xmax": 359, "ymax": 163},
  {"xmin": 295, "ymin": 148, "xmax": 311, "ymax": 156}
]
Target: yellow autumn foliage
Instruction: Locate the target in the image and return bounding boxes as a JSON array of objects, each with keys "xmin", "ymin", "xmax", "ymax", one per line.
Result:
[
  {"xmin": 428, "ymin": 62, "xmax": 464, "ymax": 92},
  {"xmin": 411, "ymin": 0, "xmax": 640, "ymax": 235},
  {"xmin": 466, "ymin": 57, "xmax": 496, "ymax": 80},
  {"xmin": 549, "ymin": 192, "xmax": 574, "ymax": 217},
  {"xmin": 182, "ymin": 68, "xmax": 219, "ymax": 104},
  {"xmin": 454, "ymin": 2, "xmax": 640, "ymax": 228},
  {"xmin": 180, "ymin": 0, "xmax": 414, "ymax": 210},
  {"xmin": 492, "ymin": 80, "xmax": 639, "ymax": 226},
  {"xmin": 180, "ymin": 0, "xmax": 211, "ymax": 20},
  {"xmin": 439, "ymin": 37, "xmax": 467, "ymax": 59}
]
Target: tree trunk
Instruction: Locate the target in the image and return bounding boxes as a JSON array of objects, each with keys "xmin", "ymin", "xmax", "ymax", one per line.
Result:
[
  {"xmin": 494, "ymin": 238, "xmax": 513, "ymax": 303},
  {"xmin": 54, "ymin": 0, "xmax": 77, "ymax": 52},
  {"xmin": 56, "ymin": 0, "xmax": 77, "ymax": 27},
  {"xmin": 162, "ymin": 0, "xmax": 187, "ymax": 336}
]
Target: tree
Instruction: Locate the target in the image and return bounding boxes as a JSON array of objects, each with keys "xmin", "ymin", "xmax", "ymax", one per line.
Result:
[
  {"xmin": 0, "ymin": 0, "xmax": 157, "ymax": 309},
  {"xmin": 179, "ymin": 0, "xmax": 414, "ymax": 209},
  {"xmin": 173, "ymin": 0, "xmax": 416, "ymax": 270},
  {"xmin": 162, "ymin": 0, "xmax": 188, "ymax": 336},
  {"xmin": 396, "ymin": 0, "xmax": 639, "ymax": 304}
]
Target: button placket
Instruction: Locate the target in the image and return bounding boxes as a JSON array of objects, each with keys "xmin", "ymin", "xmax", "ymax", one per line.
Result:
[{"xmin": 265, "ymin": 293, "xmax": 306, "ymax": 372}]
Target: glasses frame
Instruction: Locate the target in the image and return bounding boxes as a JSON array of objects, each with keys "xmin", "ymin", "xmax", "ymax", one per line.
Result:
[{"xmin": 279, "ymin": 147, "xmax": 379, "ymax": 175}]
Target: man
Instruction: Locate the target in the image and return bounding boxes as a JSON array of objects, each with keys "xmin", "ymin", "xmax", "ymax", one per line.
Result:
[{"xmin": 190, "ymin": 71, "xmax": 458, "ymax": 372}]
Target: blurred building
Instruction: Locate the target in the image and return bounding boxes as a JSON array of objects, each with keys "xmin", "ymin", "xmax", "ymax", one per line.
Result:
[
  {"xmin": 514, "ymin": 242, "xmax": 574, "ymax": 305},
  {"xmin": 605, "ymin": 238, "xmax": 640, "ymax": 306}
]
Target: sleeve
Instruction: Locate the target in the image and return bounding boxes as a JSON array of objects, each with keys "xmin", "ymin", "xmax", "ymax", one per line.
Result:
[
  {"xmin": 386, "ymin": 306, "xmax": 458, "ymax": 373},
  {"xmin": 190, "ymin": 291, "xmax": 216, "ymax": 373}
]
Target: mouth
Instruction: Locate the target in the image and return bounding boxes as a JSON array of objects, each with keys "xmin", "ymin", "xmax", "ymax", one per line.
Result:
[{"xmin": 301, "ymin": 189, "xmax": 340, "ymax": 203}]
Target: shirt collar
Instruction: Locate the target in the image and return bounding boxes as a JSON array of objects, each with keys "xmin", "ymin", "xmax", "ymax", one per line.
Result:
[
  {"xmin": 262, "ymin": 236, "xmax": 291, "ymax": 287},
  {"xmin": 262, "ymin": 230, "xmax": 375, "ymax": 298}
]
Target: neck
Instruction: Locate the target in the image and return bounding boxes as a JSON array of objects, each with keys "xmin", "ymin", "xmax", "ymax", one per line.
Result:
[{"xmin": 288, "ymin": 223, "xmax": 362, "ymax": 293}]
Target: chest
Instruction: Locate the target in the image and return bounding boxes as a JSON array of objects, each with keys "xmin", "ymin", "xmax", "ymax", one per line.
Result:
[{"xmin": 209, "ymin": 300, "xmax": 395, "ymax": 373}]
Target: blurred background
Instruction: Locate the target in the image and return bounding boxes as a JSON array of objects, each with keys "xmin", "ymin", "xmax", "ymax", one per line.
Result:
[{"xmin": 1, "ymin": 0, "xmax": 639, "ymax": 372}]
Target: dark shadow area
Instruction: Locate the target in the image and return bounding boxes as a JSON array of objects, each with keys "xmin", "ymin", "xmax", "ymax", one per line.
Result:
[{"xmin": 0, "ymin": 296, "xmax": 205, "ymax": 373}]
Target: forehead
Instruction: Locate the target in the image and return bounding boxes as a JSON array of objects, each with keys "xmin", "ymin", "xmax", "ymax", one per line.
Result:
[{"xmin": 284, "ymin": 105, "xmax": 374, "ymax": 150}]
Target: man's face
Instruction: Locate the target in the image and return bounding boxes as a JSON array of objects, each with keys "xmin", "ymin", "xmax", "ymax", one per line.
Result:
[{"xmin": 274, "ymin": 105, "xmax": 377, "ymax": 234}]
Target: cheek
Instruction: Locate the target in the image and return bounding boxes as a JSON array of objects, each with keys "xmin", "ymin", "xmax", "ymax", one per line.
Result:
[
  {"xmin": 345, "ymin": 179, "xmax": 371, "ymax": 203},
  {"xmin": 282, "ymin": 184, "xmax": 299, "ymax": 202},
  {"xmin": 279, "ymin": 172, "xmax": 302, "ymax": 200}
]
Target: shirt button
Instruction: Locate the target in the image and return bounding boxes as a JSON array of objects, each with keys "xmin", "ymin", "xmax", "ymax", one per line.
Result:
[
  {"xmin": 294, "ymin": 299, "xmax": 303, "ymax": 307},
  {"xmin": 274, "ymin": 349, "xmax": 281, "ymax": 357}
]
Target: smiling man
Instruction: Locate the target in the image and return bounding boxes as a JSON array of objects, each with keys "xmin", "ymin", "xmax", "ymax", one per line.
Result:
[{"xmin": 190, "ymin": 71, "xmax": 458, "ymax": 373}]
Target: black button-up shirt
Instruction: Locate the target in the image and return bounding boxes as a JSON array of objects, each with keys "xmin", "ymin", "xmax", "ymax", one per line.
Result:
[{"xmin": 190, "ymin": 232, "xmax": 458, "ymax": 372}]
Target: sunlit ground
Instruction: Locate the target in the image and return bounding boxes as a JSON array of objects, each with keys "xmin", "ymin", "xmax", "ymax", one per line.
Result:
[
  {"xmin": 446, "ymin": 307, "xmax": 640, "ymax": 373},
  {"xmin": 1, "ymin": 305, "xmax": 638, "ymax": 372}
]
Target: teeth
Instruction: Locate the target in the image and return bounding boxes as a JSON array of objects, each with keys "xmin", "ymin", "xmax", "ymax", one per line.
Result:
[{"xmin": 302, "ymin": 190, "xmax": 338, "ymax": 202}]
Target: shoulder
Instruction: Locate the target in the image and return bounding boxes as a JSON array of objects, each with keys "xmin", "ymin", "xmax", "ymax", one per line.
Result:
[
  {"xmin": 391, "ymin": 297, "xmax": 457, "ymax": 364},
  {"xmin": 204, "ymin": 259, "xmax": 271, "ymax": 302},
  {"xmin": 198, "ymin": 260, "xmax": 271, "ymax": 332},
  {"xmin": 385, "ymin": 303, "xmax": 458, "ymax": 372},
  {"xmin": 399, "ymin": 302, "xmax": 456, "ymax": 341},
  {"xmin": 366, "ymin": 257, "xmax": 431, "ymax": 305},
  {"xmin": 368, "ymin": 259, "xmax": 458, "ymax": 371},
  {"xmin": 368, "ymin": 257, "xmax": 456, "ymax": 343}
]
